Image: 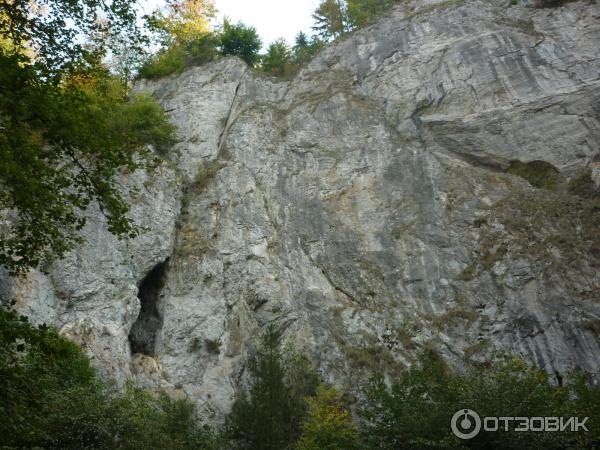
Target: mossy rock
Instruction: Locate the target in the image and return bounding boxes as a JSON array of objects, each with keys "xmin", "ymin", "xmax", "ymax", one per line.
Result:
[{"xmin": 505, "ymin": 160, "xmax": 560, "ymax": 190}]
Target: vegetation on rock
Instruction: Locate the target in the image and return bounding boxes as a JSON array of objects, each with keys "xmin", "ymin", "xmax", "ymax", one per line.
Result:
[
  {"xmin": 0, "ymin": 306, "xmax": 223, "ymax": 449},
  {"xmin": 226, "ymin": 325, "xmax": 319, "ymax": 450},
  {"xmin": 3, "ymin": 309, "xmax": 598, "ymax": 449},
  {"xmin": 0, "ymin": 0, "xmax": 175, "ymax": 274},
  {"xmin": 360, "ymin": 350, "xmax": 599, "ymax": 449}
]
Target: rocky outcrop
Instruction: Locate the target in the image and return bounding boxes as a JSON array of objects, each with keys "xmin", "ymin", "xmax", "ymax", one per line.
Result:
[{"xmin": 2, "ymin": 0, "xmax": 599, "ymax": 420}]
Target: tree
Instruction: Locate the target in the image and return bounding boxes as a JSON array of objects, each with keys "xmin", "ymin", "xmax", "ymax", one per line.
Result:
[
  {"xmin": 147, "ymin": 0, "xmax": 215, "ymax": 49},
  {"xmin": 312, "ymin": 0, "xmax": 348, "ymax": 41},
  {"xmin": 139, "ymin": 1, "xmax": 218, "ymax": 81},
  {"xmin": 293, "ymin": 32, "xmax": 324, "ymax": 66},
  {"xmin": 159, "ymin": 0, "xmax": 215, "ymax": 45},
  {"xmin": 346, "ymin": 0, "xmax": 394, "ymax": 28},
  {"xmin": 227, "ymin": 325, "xmax": 319, "ymax": 450},
  {"xmin": 219, "ymin": 20, "xmax": 262, "ymax": 66},
  {"xmin": 0, "ymin": 306, "xmax": 224, "ymax": 448},
  {"xmin": 262, "ymin": 39, "xmax": 293, "ymax": 77},
  {"xmin": 297, "ymin": 385, "xmax": 361, "ymax": 450},
  {"xmin": 0, "ymin": 1, "xmax": 175, "ymax": 274},
  {"xmin": 359, "ymin": 350, "xmax": 598, "ymax": 449}
]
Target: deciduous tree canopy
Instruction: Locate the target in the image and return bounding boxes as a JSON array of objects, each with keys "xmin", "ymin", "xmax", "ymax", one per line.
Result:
[{"xmin": 0, "ymin": 0, "xmax": 174, "ymax": 273}]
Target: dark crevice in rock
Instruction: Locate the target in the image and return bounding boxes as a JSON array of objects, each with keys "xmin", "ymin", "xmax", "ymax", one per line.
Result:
[
  {"xmin": 129, "ymin": 259, "xmax": 169, "ymax": 356},
  {"xmin": 217, "ymin": 69, "xmax": 247, "ymax": 157}
]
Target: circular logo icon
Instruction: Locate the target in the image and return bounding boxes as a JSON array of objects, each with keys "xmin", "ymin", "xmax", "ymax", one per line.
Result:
[{"xmin": 451, "ymin": 409, "xmax": 481, "ymax": 440}]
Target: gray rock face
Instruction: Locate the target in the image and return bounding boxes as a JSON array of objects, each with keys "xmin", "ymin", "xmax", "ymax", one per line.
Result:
[{"xmin": 2, "ymin": 0, "xmax": 599, "ymax": 420}]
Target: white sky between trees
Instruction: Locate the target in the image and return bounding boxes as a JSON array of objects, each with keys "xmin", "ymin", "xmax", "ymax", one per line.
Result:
[{"xmin": 141, "ymin": 0, "xmax": 320, "ymax": 49}]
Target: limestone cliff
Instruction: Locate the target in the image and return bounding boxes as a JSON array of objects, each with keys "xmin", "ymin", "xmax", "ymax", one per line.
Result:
[{"xmin": 2, "ymin": 0, "xmax": 599, "ymax": 420}]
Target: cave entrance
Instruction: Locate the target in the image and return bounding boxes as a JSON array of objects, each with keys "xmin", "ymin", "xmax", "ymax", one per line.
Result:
[{"xmin": 128, "ymin": 259, "xmax": 169, "ymax": 356}]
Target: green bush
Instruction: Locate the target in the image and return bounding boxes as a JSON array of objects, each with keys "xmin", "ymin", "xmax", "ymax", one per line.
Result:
[
  {"xmin": 0, "ymin": 306, "xmax": 222, "ymax": 449},
  {"xmin": 138, "ymin": 46, "xmax": 188, "ymax": 80},
  {"xmin": 262, "ymin": 39, "xmax": 295, "ymax": 77},
  {"xmin": 346, "ymin": 0, "xmax": 395, "ymax": 28},
  {"xmin": 360, "ymin": 350, "xmax": 599, "ymax": 449},
  {"xmin": 219, "ymin": 20, "xmax": 262, "ymax": 66},
  {"xmin": 138, "ymin": 33, "xmax": 219, "ymax": 80}
]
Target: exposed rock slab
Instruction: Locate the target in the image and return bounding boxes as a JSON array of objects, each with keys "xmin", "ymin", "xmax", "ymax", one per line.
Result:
[{"xmin": 2, "ymin": 0, "xmax": 599, "ymax": 419}]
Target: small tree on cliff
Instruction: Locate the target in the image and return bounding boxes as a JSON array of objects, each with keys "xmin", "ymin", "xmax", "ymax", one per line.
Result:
[
  {"xmin": 219, "ymin": 20, "xmax": 262, "ymax": 66},
  {"xmin": 312, "ymin": 0, "xmax": 348, "ymax": 41}
]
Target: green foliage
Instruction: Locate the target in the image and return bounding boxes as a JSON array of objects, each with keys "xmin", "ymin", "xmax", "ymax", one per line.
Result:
[
  {"xmin": 138, "ymin": 33, "xmax": 219, "ymax": 80},
  {"xmin": 0, "ymin": 62, "xmax": 175, "ymax": 273},
  {"xmin": 312, "ymin": 0, "xmax": 405, "ymax": 40},
  {"xmin": 0, "ymin": 306, "xmax": 223, "ymax": 449},
  {"xmin": 346, "ymin": 0, "xmax": 395, "ymax": 28},
  {"xmin": 257, "ymin": 33, "xmax": 325, "ymax": 80},
  {"xmin": 293, "ymin": 32, "xmax": 325, "ymax": 66},
  {"xmin": 0, "ymin": 0, "xmax": 145, "ymax": 79},
  {"xmin": 219, "ymin": 20, "xmax": 263, "ymax": 66},
  {"xmin": 107, "ymin": 385, "xmax": 225, "ymax": 450},
  {"xmin": 0, "ymin": 2, "xmax": 175, "ymax": 274},
  {"xmin": 360, "ymin": 350, "xmax": 599, "ymax": 449},
  {"xmin": 262, "ymin": 39, "xmax": 294, "ymax": 77},
  {"xmin": 227, "ymin": 325, "xmax": 319, "ymax": 450},
  {"xmin": 149, "ymin": 0, "xmax": 216, "ymax": 46},
  {"xmin": 138, "ymin": 45, "xmax": 189, "ymax": 80},
  {"xmin": 297, "ymin": 385, "xmax": 361, "ymax": 450},
  {"xmin": 505, "ymin": 160, "xmax": 560, "ymax": 190},
  {"xmin": 312, "ymin": 0, "xmax": 348, "ymax": 41}
]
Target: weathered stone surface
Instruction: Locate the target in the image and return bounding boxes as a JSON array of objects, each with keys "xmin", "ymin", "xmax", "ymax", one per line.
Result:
[{"xmin": 2, "ymin": 0, "xmax": 599, "ymax": 420}]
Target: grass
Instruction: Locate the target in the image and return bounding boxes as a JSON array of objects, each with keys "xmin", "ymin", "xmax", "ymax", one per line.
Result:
[{"xmin": 427, "ymin": 308, "xmax": 479, "ymax": 330}]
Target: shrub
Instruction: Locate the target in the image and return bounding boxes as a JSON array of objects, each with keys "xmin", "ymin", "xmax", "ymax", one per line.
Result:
[
  {"xmin": 262, "ymin": 39, "xmax": 295, "ymax": 78},
  {"xmin": 359, "ymin": 350, "xmax": 599, "ymax": 449},
  {"xmin": 138, "ymin": 33, "xmax": 219, "ymax": 80},
  {"xmin": 346, "ymin": 0, "xmax": 395, "ymax": 28},
  {"xmin": 0, "ymin": 306, "xmax": 222, "ymax": 449},
  {"xmin": 219, "ymin": 20, "xmax": 262, "ymax": 66}
]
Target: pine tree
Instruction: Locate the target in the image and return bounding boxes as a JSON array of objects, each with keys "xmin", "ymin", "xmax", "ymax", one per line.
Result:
[
  {"xmin": 226, "ymin": 326, "xmax": 319, "ymax": 450},
  {"xmin": 293, "ymin": 32, "xmax": 311, "ymax": 65},
  {"xmin": 262, "ymin": 39, "xmax": 292, "ymax": 77},
  {"xmin": 312, "ymin": 0, "xmax": 348, "ymax": 41}
]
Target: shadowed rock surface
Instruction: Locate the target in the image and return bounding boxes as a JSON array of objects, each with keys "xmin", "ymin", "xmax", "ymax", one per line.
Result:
[{"xmin": 1, "ymin": 0, "xmax": 599, "ymax": 421}]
